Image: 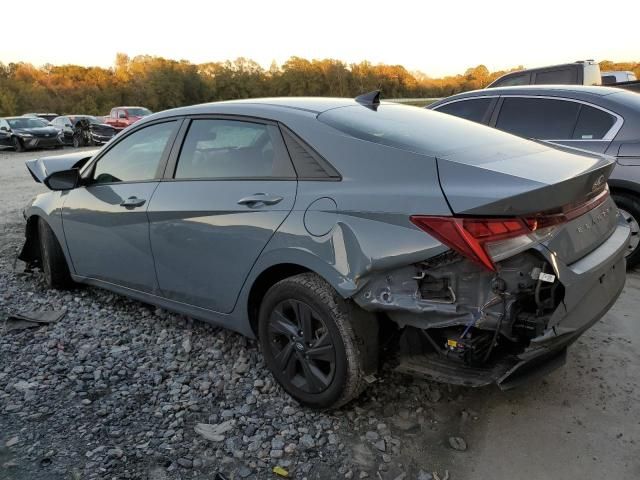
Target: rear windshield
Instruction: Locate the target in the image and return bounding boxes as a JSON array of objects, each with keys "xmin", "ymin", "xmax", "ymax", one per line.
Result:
[
  {"xmin": 318, "ymin": 103, "xmax": 518, "ymax": 156},
  {"xmin": 127, "ymin": 108, "xmax": 151, "ymax": 117}
]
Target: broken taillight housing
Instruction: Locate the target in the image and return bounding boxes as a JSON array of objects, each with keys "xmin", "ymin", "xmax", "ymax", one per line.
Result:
[{"xmin": 411, "ymin": 189, "xmax": 610, "ymax": 271}]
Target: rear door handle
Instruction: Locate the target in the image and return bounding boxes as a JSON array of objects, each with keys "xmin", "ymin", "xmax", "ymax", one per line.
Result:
[
  {"xmin": 237, "ymin": 193, "xmax": 283, "ymax": 207},
  {"xmin": 120, "ymin": 196, "xmax": 146, "ymax": 208}
]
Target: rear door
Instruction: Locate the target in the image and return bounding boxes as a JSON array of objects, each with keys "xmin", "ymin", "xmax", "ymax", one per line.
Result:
[
  {"xmin": 62, "ymin": 119, "xmax": 181, "ymax": 292},
  {"xmin": 148, "ymin": 117, "xmax": 297, "ymax": 313}
]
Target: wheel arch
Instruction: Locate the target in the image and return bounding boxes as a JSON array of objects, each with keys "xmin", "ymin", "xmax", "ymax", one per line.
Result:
[
  {"xmin": 608, "ymin": 179, "xmax": 640, "ymax": 199},
  {"xmin": 18, "ymin": 214, "xmax": 43, "ymax": 264},
  {"xmin": 241, "ymin": 249, "xmax": 359, "ymax": 338}
]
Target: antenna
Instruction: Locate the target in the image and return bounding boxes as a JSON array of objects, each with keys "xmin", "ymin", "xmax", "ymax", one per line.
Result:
[{"xmin": 355, "ymin": 90, "xmax": 381, "ymax": 105}]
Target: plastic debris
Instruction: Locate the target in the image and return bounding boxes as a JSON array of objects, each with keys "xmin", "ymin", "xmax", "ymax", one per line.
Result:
[
  {"xmin": 3, "ymin": 310, "xmax": 65, "ymax": 333},
  {"xmin": 273, "ymin": 466, "xmax": 289, "ymax": 477}
]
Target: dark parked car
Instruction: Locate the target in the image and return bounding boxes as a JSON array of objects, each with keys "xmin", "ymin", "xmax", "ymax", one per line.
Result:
[
  {"xmin": 51, "ymin": 115, "xmax": 117, "ymax": 147},
  {"xmin": 19, "ymin": 94, "xmax": 629, "ymax": 408},
  {"xmin": 428, "ymin": 85, "xmax": 640, "ymax": 267},
  {"xmin": 0, "ymin": 116, "xmax": 63, "ymax": 151}
]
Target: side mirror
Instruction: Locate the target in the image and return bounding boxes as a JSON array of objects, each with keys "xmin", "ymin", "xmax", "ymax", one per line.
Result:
[
  {"xmin": 0, "ymin": 126, "xmax": 8, "ymax": 132},
  {"xmin": 44, "ymin": 168, "xmax": 80, "ymax": 191}
]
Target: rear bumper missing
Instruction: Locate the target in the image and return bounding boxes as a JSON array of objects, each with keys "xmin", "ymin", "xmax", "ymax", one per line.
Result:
[{"xmin": 394, "ymin": 221, "xmax": 629, "ymax": 389}]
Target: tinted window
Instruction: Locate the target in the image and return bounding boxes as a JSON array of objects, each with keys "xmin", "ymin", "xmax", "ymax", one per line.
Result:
[
  {"xmin": 601, "ymin": 75, "xmax": 617, "ymax": 85},
  {"xmin": 92, "ymin": 121, "xmax": 177, "ymax": 184},
  {"xmin": 493, "ymin": 73, "xmax": 530, "ymax": 87},
  {"xmin": 573, "ymin": 105, "xmax": 616, "ymax": 140},
  {"xmin": 496, "ymin": 98, "xmax": 580, "ymax": 139},
  {"xmin": 534, "ymin": 68, "xmax": 577, "ymax": 85},
  {"xmin": 175, "ymin": 119, "xmax": 290, "ymax": 179},
  {"xmin": 435, "ymin": 98, "xmax": 493, "ymax": 123}
]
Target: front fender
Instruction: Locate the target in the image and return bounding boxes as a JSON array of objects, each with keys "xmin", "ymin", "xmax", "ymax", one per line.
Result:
[{"xmin": 22, "ymin": 191, "xmax": 73, "ymax": 271}]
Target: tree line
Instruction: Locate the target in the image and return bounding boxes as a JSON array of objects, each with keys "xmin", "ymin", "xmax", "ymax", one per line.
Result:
[{"xmin": 0, "ymin": 54, "xmax": 638, "ymax": 116}]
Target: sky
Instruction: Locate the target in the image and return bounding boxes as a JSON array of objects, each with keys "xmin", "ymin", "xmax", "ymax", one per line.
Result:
[{"xmin": 0, "ymin": 0, "xmax": 637, "ymax": 77}]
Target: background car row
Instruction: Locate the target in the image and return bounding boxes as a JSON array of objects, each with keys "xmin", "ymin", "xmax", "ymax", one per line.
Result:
[{"xmin": 0, "ymin": 106, "xmax": 152, "ymax": 152}]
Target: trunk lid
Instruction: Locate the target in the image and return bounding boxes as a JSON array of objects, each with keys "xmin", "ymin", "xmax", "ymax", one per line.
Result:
[
  {"xmin": 436, "ymin": 141, "xmax": 618, "ymax": 264},
  {"xmin": 26, "ymin": 149, "xmax": 99, "ymax": 183}
]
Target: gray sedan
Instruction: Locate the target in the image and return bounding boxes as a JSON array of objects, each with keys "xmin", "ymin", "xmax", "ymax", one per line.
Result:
[
  {"xmin": 428, "ymin": 85, "xmax": 640, "ymax": 267},
  {"xmin": 19, "ymin": 93, "xmax": 629, "ymax": 408}
]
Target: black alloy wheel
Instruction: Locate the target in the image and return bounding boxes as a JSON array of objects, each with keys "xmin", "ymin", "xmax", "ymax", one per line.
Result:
[
  {"xmin": 266, "ymin": 298, "xmax": 336, "ymax": 394},
  {"xmin": 258, "ymin": 273, "xmax": 372, "ymax": 409}
]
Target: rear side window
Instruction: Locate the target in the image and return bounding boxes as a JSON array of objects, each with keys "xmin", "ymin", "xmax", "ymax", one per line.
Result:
[
  {"xmin": 492, "ymin": 73, "xmax": 530, "ymax": 87},
  {"xmin": 572, "ymin": 105, "xmax": 616, "ymax": 140},
  {"xmin": 601, "ymin": 75, "xmax": 617, "ymax": 85},
  {"xmin": 435, "ymin": 98, "xmax": 493, "ymax": 123},
  {"xmin": 174, "ymin": 119, "xmax": 295, "ymax": 179},
  {"xmin": 496, "ymin": 98, "xmax": 580, "ymax": 139},
  {"xmin": 534, "ymin": 68, "xmax": 577, "ymax": 85}
]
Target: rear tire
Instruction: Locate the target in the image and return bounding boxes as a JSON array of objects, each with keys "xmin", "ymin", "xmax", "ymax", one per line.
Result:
[
  {"xmin": 12, "ymin": 137, "xmax": 24, "ymax": 152},
  {"xmin": 38, "ymin": 218, "xmax": 73, "ymax": 289},
  {"xmin": 612, "ymin": 192, "xmax": 640, "ymax": 269},
  {"xmin": 258, "ymin": 273, "xmax": 373, "ymax": 409}
]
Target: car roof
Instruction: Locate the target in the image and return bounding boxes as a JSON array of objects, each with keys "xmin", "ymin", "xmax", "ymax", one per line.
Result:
[
  {"xmin": 433, "ymin": 85, "xmax": 625, "ymax": 103},
  {"xmin": 147, "ymin": 97, "xmax": 372, "ymax": 124},
  {"xmin": 4, "ymin": 116, "xmax": 46, "ymax": 120}
]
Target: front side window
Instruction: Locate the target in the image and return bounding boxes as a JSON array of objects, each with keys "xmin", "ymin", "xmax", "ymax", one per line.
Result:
[
  {"xmin": 92, "ymin": 121, "xmax": 177, "ymax": 184},
  {"xmin": 175, "ymin": 119, "xmax": 292, "ymax": 179},
  {"xmin": 435, "ymin": 98, "xmax": 493, "ymax": 123},
  {"xmin": 0, "ymin": 119, "xmax": 9, "ymax": 130},
  {"xmin": 495, "ymin": 98, "xmax": 580, "ymax": 139},
  {"xmin": 572, "ymin": 105, "xmax": 616, "ymax": 140}
]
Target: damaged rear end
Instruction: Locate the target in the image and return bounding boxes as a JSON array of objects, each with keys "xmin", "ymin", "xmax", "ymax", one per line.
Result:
[{"xmin": 354, "ymin": 143, "xmax": 630, "ymax": 389}]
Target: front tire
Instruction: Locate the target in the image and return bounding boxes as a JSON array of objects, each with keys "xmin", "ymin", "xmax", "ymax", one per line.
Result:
[
  {"xmin": 38, "ymin": 218, "xmax": 73, "ymax": 289},
  {"xmin": 12, "ymin": 137, "xmax": 24, "ymax": 152},
  {"xmin": 258, "ymin": 273, "xmax": 372, "ymax": 409},
  {"xmin": 612, "ymin": 193, "xmax": 640, "ymax": 269}
]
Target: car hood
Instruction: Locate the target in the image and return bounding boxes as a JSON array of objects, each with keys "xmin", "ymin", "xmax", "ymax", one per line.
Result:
[
  {"xmin": 26, "ymin": 149, "xmax": 99, "ymax": 183},
  {"xmin": 436, "ymin": 139, "xmax": 615, "ymax": 216},
  {"xmin": 14, "ymin": 126, "xmax": 59, "ymax": 136}
]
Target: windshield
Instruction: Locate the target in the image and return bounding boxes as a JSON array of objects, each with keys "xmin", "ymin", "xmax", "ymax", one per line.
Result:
[
  {"xmin": 7, "ymin": 118, "xmax": 49, "ymax": 129},
  {"xmin": 126, "ymin": 108, "xmax": 151, "ymax": 117},
  {"xmin": 73, "ymin": 116, "xmax": 102, "ymax": 124}
]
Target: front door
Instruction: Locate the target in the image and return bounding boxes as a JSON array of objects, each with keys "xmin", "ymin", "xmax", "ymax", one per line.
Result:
[
  {"xmin": 148, "ymin": 118, "xmax": 297, "ymax": 313},
  {"xmin": 62, "ymin": 120, "xmax": 180, "ymax": 292}
]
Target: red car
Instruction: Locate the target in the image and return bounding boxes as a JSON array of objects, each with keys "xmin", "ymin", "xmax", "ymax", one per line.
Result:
[{"xmin": 104, "ymin": 106, "xmax": 152, "ymax": 130}]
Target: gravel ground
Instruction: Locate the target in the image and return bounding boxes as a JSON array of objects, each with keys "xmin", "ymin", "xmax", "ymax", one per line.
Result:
[{"xmin": 1, "ymin": 147, "xmax": 639, "ymax": 480}]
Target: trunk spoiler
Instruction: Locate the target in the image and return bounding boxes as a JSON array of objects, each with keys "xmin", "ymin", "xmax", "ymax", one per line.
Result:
[
  {"xmin": 436, "ymin": 140, "xmax": 616, "ymax": 216},
  {"xmin": 26, "ymin": 149, "xmax": 99, "ymax": 185}
]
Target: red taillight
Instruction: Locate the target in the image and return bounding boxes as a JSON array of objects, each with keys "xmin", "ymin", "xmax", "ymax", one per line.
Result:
[
  {"xmin": 411, "ymin": 190, "xmax": 611, "ymax": 271},
  {"xmin": 410, "ymin": 216, "xmax": 530, "ymax": 271}
]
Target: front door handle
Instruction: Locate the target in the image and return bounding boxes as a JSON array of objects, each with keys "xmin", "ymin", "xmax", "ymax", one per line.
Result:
[
  {"xmin": 237, "ymin": 193, "xmax": 283, "ymax": 207},
  {"xmin": 120, "ymin": 196, "xmax": 146, "ymax": 209}
]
